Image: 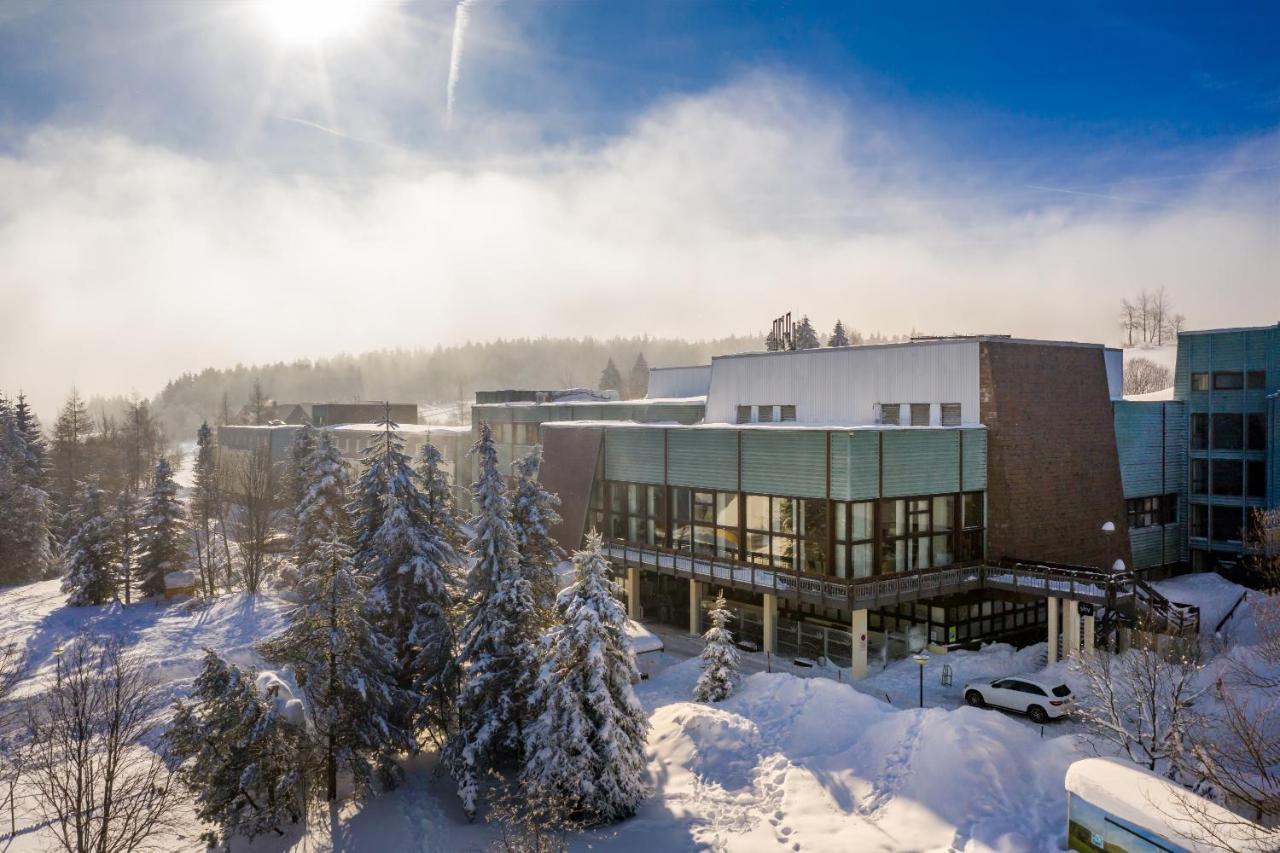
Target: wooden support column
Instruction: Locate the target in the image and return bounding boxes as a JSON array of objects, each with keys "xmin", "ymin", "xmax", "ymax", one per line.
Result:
[
  {"xmin": 1083, "ymin": 613, "xmax": 1096, "ymax": 657},
  {"xmin": 1047, "ymin": 597, "xmax": 1060, "ymax": 665},
  {"xmin": 762, "ymin": 592, "xmax": 777, "ymax": 654},
  {"xmin": 1063, "ymin": 599, "xmax": 1080, "ymax": 659},
  {"xmin": 851, "ymin": 608, "xmax": 869, "ymax": 680},
  {"xmin": 689, "ymin": 579, "xmax": 702, "ymax": 636},
  {"xmin": 627, "ymin": 567, "xmax": 641, "ymax": 620}
]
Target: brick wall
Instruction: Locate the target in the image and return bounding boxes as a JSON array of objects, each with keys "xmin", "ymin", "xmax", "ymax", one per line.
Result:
[
  {"xmin": 979, "ymin": 341, "xmax": 1132, "ymax": 569},
  {"xmin": 538, "ymin": 425, "xmax": 603, "ymax": 552}
]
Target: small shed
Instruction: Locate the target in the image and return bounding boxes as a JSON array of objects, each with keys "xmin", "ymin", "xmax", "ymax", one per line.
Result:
[{"xmin": 164, "ymin": 570, "xmax": 198, "ymax": 599}]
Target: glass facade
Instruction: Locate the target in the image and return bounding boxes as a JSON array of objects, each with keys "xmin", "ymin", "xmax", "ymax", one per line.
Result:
[{"xmin": 595, "ymin": 479, "xmax": 985, "ymax": 579}]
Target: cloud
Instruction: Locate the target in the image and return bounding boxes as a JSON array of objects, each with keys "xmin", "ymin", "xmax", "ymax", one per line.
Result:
[{"xmin": 1, "ymin": 75, "xmax": 1276, "ymax": 418}]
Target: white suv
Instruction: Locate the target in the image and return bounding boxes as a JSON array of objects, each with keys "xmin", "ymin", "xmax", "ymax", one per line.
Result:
[{"xmin": 963, "ymin": 675, "xmax": 1072, "ymax": 723}]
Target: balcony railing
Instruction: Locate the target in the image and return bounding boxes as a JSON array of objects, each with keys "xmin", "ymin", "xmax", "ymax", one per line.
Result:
[{"xmin": 601, "ymin": 541, "xmax": 1200, "ymax": 634}]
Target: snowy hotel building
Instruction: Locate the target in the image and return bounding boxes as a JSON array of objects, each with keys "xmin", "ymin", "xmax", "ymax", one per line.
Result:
[{"xmin": 476, "ymin": 324, "xmax": 1280, "ymax": 679}]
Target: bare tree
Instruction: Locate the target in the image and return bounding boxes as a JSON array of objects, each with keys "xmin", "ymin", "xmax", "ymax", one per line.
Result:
[
  {"xmin": 1119, "ymin": 298, "xmax": 1140, "ymax": 347},
  {"xmin": 1164, "ymin": 312, "xmax": 1188, "ymax": 343},
  {"xmin": 247, "ymin": 380, "xmax": 269, "ymax": 426},
  {"xmin": 1149, "ymin": 287, "xmax": 1171, "ymax": 346},
  {"xmin": 1075, "ymin": 643, "xmax": 1207, "ymax": 776},
  {"xmin": 24, "ymin": 639, "xmax": 177, "ymax": 853},
  {"xmin": 1124, "ymin": 357, "xmax": 1174, "ymax": 396},
  {"xmin": 0, "ymin": 641, "xmax": 28, "ymax": 841},
  {"xmin": 230, "ymin": 446, "xmax": 279, "ymax": 593}
]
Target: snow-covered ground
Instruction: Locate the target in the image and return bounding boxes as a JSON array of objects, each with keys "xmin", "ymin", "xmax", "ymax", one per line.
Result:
[{"xmin": 1, "ymin": 567, "xmax": 1271, "ymax": 852}]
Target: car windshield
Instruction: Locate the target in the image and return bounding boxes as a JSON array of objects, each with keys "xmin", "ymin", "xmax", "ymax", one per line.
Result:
[{"xmin": 1051, "ymin": 685, "xmax": 1071, "ymax": 697}]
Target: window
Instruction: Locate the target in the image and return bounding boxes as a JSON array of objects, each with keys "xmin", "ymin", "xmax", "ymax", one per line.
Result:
[
  {"xmin": 1191, "ymin": 372, "xmax": 1209, "ymax": 391},
  {"xmin": 1191, "ymin": 459, "xmax": 1208, "ymax": 495},
  {"xmin": 1246, "ymin": 371, "xmax": 1266, "ymax": 390},
  {"xmin": 909, "ymin": 404, "xmax": 930, "ymax": 426},
  {"xmin": 879, "ymin": 404, "xmax": 900, "ymax": 426},
  {"xmin": 1246, "ymin": 413, "xmax": 1266, "ymax": 450},
  {"xmin": 940, "ymin": 403, "xmax": 961, "ymax": 426},
  {"xmin": 1190, "ymin": 504, "xmax": 1208, "ymax": 538},
  {"xmin": 878, "ymin": 495, "xmax": 961, "ymax": 573},
  {"xmin": 779, "ymin": 405, "xmax": 796, "ymax": 422},
  {"xmin": 736, "ymin": 405, "xmax": 751, "ymax": 424},
  {"xmin": 1190, "ymin": 413, "xmax": 1208, "ymax": 450},
  {"xmin": 744, "ymin": 494, "xmax": 827, "ymax": 574},
  {"xmin": 1211, "ymin": 506, "xmax": 1242, "ymax": 543},
  {"xmin": 1212, "ymin": 414, "xmax": 1243, "ymax": 450},
  {"xmin": 833, "ymin": 500, "xmax": 874, "ymax": 579},
  {"xmin": 1214, "ymin": 371, "xmax": 1244, "ymax": 390},
  {"xmin": 1127, "ymin": 495, "xmax": 1177, "ymax": 529},
  {"xmin": 757, "ymin": 405, "xmax": 774, "ymax": 423},
  {"xmin": 1212, "ymin": 460, "xmax": 1243, "ymax": 496},
  {"xmin": 605, "ymin": 482, "xmax": 667, "ymax": 548},
  {"xmin": 1247, "ymin": 460, "xmax": 1266, "ymax": 499}
]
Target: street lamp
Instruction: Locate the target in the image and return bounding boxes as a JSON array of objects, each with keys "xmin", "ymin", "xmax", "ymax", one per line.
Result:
[
  {"xmin": 52, "ymin": 644, "xmax": 65, "ymax": 689},
  {"xmin": 912, "ymin": 653, "xmax": 929, "ymax": 708}
]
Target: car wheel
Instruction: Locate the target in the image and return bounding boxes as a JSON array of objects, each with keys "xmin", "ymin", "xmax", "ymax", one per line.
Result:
[
  {"xmin": 965, "ymin": 690, "xmax": 985, "ymax": 708},
  {"xmin": 1028, "ymin": 705, "xmax": 1048, "ymax": 724}
]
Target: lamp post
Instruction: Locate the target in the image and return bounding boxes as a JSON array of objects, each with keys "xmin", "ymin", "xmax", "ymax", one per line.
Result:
[
  {"xmin": 52, "ymin": 644, "xmax": 65, "ymax": 689},
  {"xmin": 912, "ymin": 652, "xmax": 929, "ymax": 708}
]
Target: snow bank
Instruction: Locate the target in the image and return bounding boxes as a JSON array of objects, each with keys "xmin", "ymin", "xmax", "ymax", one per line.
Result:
[
  {"xmin": 1153, "ymin": 572, "xmax": 1253, "ymax": 639},
  {"xmin": 632, "ymin": 659, "xmax": 1084, "ymax": 851},
  {"xmin": 164, "ymin": 570, "xmax": 197, "ymax": 590}
]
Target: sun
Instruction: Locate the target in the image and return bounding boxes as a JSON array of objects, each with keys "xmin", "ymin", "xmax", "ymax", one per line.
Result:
[{"xmin": 256, "ymin": 0, "xmax": 375, "ymax": 46}]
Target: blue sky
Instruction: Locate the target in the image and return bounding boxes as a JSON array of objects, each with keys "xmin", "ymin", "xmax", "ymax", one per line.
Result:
[{"xmin": 0, "ymin": 1, "xmax": 1276, "ymax": 413}]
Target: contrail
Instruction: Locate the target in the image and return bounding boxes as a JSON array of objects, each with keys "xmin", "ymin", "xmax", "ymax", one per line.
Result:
[{"xmin": 446, "ymin": 0, "xmax": 481, "ymax": 129}]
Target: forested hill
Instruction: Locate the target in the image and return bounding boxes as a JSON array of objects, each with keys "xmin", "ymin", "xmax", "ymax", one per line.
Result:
[{"xmin": 152, "ymin": 334, "xmax": 763, "ymax": 439}]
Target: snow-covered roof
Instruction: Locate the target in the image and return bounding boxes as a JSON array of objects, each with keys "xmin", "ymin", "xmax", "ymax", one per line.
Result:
[
  {"xmin": 539, "ymin": 420, "xmax": 985, "ymax": 432},
  {"xmin": 164, "ymin": 570, "xmax": 197, "ymax": 589},
  {"xmin": 1065, "ymin": 758, "xmax": 1275, "ymax": 852},
  {"xmin": 476, "ymin": 396, "xmax": 705, "ymax": 409},
  {"xmin": 324, "ymin": 423, "xmax": 468, "ymax": 435},
  {"xmin": 625, "ymin": 620, "xmax": 664, "ymax": 655}
]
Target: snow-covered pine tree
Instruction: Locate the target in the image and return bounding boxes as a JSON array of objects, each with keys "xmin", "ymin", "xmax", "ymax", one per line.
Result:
[
  {"xmin": 693, "ymin": 591, "xmax": 740, "ymax": 703},
  {"xmin": 259, "ymin": 537, "xmax": 414, "ymax": 801},
  {"xmin": 111, "ymin": 491, "xmax": 140, "ymax": 605},
  {"xmin": 415, "ymin": 441, "xmax": 467, "ymax": 556},
  {"xmin": 137, "ymin": 458, "xmax": 189, "ymax": 598},
  {"xmin": 828, "ymin": 320, "xmax": 850, "ymax": 348},
  {"xmin": 521, "ymin": 531, "xmax": 649, "ymax": 825},
  {"xmin": 627, "ymin": 353, "xmax": 649, "ymax": 399},
  {"xmin": 510, "ymin": 447, "xmax": 563, "ymax": 618},
  {"xmin": 50, "ymin": 388, "xmax": 91, "ymax": 537},
  {"xmin": 283, "ymin": 422, "xmax": 317, "ymax": 525},
  {"xmin": 0, "ymin": 392, "xmax": 53, "ymax": 584},
  {"xmin": 165, "ymin": 649, "xmax": 308, "ymax": 846},
  {"xmin": 448, "ymin": 422, "xmax": 539, "ymax": 819},
  {"xmin": 191, "ymin": 422, "xmax": 222, "ymax": 597},
  {"xmin": 293, "ymin": 430, "xmax": 350, "ymax": 573},
  {"xmin": 61, "ymin": 486, "xmax": 118, "ymax": 606},
  {"xmin": 599, "ymin": 359, "xmax": 624, "ymax": 397},
  {"xmin": 360, "ymin": 421, "xmax": 458, "ymax": 738},
  {"xmin": 794, "ymin": 315, "xmax": 820, "ymax": 349}
]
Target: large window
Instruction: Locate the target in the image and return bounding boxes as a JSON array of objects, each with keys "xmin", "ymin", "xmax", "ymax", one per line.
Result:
[
  {"xmin": 833, "ymin": 501, "xmax": 874, "ymax": 579},
  {"xmin": 598, "ymin": 480, "xmax": 984, "ymax": 579},
  {"xmin": 1247, "ymin": 413, "xmax": 1267, "ymax": 450},
  {"xmin": 1214, "ymin": 371, "xmax": 1244, "ymax": 390},
  {"xmin": 1246, "ymin": 370, "xmax": 1266, "ymax": 389},
  {"xmin": 1212, "ymin": 414, "xmax": 1243, "ymax": 450},
  {"xmin": 744, "ymin": 495, "xmax": 827, "ymax": 573},
  {"xmin": 1190, "ymin": 373, "xmax": 1209, "ymax": 391},
  {"xmin": 1211, "ymin": 506, "xmax": 1242, "ymax": 543},
  {"xmin": 1247, "ymin": 460, "xmax": 1266, "ymax": 499},
  {"xmin": 1191, "ymin": 459, "xmax": 1208, "ymax": 495},
  {"xmin": 1190, "ymin": 504, "xmax": 1208, "ymax": 538},
  {"xmin": 1190, "ymin": 413, "xmax": 1208, "ymax": 450},
  {"xmin": 1212, "ymin": 460, "xmax": 1243, "ymax": 497}
]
